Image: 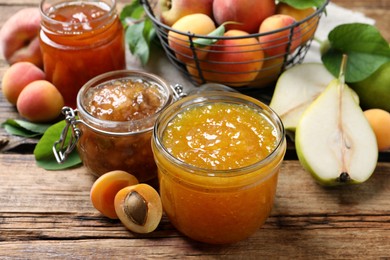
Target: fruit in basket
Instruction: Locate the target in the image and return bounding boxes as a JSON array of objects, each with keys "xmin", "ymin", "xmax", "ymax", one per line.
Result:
[
  {"xmin": 363, "ymin": 109, "xmax": 390, "ymax": 151},
  {"xmin": 16, "ymin": 80, "xmax": 64, "ymax": 123},
  {"xmin": 168, "ymin": 13, "xmax": 216, "ymax": 63},
  {"xmin": 248, "ymin": 56, "xmax": 285, "ymax": 88},
  {"xmin": 114, "ymin": 184, "xmax": 162, "ymax": 234},
  {"xmin": 213, "ymin": 0, "xmax": 276, "ymax": 34},
  {"xmin": 350, "ymin": 62, "xmax": 390, "ymax": 112},
  {"xmin": 258, "ymin": 14, "xmax": 302, "ymax": 57},
  {"xmin": 276, "ymin": 3, "xmax": 318, "ymax": 44},
  {"xmin": 0, "ymin": 8, "xmax": 43, "ymax": 68},
  {"xmin": 158, "ymin": 0, "xmax": 213, "ymax": 27},
  {"xmin": 187, "ymin": 30, "xmax": 264, "ymax": 87},
  {"xmin": 295, "ymin": 58, "xmax": 378, "ymax": 185},
  {"xmin": 1, "ymin": 61, "xmax": 46, "ymax": 105},
  {"xmin": 269, "ymin": 63, "xmax": 336, "ymax": 131},
  {"xmin": 90, "ymin": 170, "xmax": 139, "ymax": 219}
]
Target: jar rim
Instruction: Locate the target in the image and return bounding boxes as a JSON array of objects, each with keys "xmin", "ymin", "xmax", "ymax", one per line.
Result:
[
  {"xmin": 40, "ymin": 0, "xmax": 117, "ymax": 29},
  {"xmin": 152, "ymin": 91, "xmax": 286, "ymax": 177},
  {"xmin": 76, "ymin": 70, "xmax": 174, "ymax": 136}
]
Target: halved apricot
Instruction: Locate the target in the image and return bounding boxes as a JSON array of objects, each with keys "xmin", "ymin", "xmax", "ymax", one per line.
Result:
[
  {"xmin": 90, "ymin": 170, "xmax": 139, "ymax": 219},
  {"xmin": 114, "ymin": 184, "xmax": 162, "ymax": 233}
]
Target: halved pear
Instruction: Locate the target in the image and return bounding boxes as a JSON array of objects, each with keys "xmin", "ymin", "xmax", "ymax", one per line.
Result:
[
  {"xmin": 295, "ymin": 78, "xmax": 378, "ymax": 185},
  {"xmin": 269, "ymin": 63, "xmax": 336, "ymax": 132},
  {"xmin": 270, "ymin": 63, "xmax": 360, "ymax": 133}
]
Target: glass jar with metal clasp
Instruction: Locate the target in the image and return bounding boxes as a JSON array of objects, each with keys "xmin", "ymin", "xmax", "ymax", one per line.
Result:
[{"xmin": 53, "ymin": 70, "xmax": 185, "ymax": 182}]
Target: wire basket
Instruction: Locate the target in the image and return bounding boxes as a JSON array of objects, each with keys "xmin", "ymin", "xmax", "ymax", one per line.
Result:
[{"xmin": 141, "ymin": 0, "xmax": 329, "ymax": 89}]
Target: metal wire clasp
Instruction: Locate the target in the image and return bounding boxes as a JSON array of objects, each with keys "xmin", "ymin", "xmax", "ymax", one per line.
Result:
[
  {"xmin": 53, "ymin": 106, "xmax": 82, "ymax": 164},
  {"xmin": 171, "ymin": 84, "xmax": 187, "ymax": 100}
]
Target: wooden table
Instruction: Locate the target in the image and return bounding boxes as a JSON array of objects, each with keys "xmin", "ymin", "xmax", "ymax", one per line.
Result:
[{"xmin": 1, "ymin": 0, "xmax": 389, "ymax": 258}]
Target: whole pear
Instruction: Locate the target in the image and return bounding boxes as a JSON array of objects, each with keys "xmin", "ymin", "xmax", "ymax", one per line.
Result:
[{"xmin": 350, "ymin": 62, "xmax": 390, "ymax": 112}]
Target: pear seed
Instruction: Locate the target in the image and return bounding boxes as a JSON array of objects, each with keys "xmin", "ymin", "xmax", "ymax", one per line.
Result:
[{"xmin": 123, "ymin": 191, "xmax": 148, "ymax": 226}]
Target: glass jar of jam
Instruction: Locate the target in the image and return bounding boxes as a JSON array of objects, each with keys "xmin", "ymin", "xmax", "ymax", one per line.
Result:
[
  {"xmin": 54, "ymin": 70, "xmax": 177, "ymax": 182},
  {"xmin": 151, "ymin": 91, "xmax": 286, "ymax": 244},
  {"xmin": 39, "ymin": 0, "xmax": 126, "ymax": 108}
]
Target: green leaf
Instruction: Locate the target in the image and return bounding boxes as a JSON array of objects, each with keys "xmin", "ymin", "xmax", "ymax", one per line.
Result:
[
  {"xmin": 36, "ymin": 150, "xmax": 81, "ymax": 171},
  {"xmin": 121, "ymin": 0, "xmax": 156, "ymax": 65},
  {"xmin": 34, "ymin": 120, "xmax": 68, "ymax": 160},
  {"xmin": 279, "ymin": 0, "xmax": 327, "ymax": 9},
  {"xmin": 193, "ymin": 24, "xmax": 227, "ymax": 47},
  {"xmin": 1, "ymin": 119, "xmax": 51, "ymax": 137},
  {"xmin": 125, "ymin": 19, "xmax": 155, "ymax": 65},
  {"xmin": 322, "ymin": 23, "xmax": 390, "ymax": 83},
  {"xmin": 120, "ymin": 0, "xmax": 145, "ymax": 25},
  {"xmin": 34, "ymin": 120, "xmax": 81, "ymax": 170}
]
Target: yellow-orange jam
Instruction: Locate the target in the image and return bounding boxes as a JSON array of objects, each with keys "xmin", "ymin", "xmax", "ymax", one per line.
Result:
[
  {"xmin": 162, "ymin": 103, "xmax": 278, "ymax": 169},
  {"xmin": 152, "ymin": 92, "xmax": 286, "ymax": 244},
  {"xmin": 76, "ymin": 71, "xmax": 173, "ymax": 182}
]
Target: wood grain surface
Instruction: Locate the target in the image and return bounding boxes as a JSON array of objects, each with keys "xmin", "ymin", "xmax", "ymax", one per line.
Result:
[{"xmin": 1, "ymin": 0, "xmax": 389, "ymax": 259}]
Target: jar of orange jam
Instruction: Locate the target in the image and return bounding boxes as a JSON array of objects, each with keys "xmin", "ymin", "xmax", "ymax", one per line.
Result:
[
  {"xmin": 53, "ymin": 70, "xmax": 177, "ymax": 182},
  {"xmin": 152, "ymin": 91, "xmax": 286, "ymax": 244},
  {"xmin": 39, "ymin": 0, "xmax": 126, "ymax": 108}
]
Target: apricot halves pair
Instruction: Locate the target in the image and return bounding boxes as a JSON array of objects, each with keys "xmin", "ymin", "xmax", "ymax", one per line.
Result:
[{"xmin": 90, "ymin": 170, "xmax": 162, "ymax": 234}]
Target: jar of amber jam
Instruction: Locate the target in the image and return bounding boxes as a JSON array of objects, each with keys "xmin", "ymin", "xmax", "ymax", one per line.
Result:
[
  {"xmin": 39, "ymin": 0, "xmax": 126, "ymax": 108},
  {"xmin": 54, "ymin": 70, "xmax": 177, "ymax": 182},
  {"xmin": 152, "ymin": 91, "xmax": 286, "ymax": 244}
]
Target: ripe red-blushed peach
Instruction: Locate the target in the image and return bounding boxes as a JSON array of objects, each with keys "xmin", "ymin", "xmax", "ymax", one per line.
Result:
[
  {"xmin": 1, "ymin": 62, "xmax": 46, "ymax": 105},
  {"xmin": 213, "ymin": 0, "xmax": 276, "ymax": 34},
  {"xmin": 276, "ymin": 3, "xmax": 318, "ymax": 45},
  {"xmin": 258, "ymin": 14, "xmax": 302, "ymax": 57},
  {"xmin": 0, "ymin": 8, "xmax": 43, "ymax": 68},
  {"xmin": 158, "ymin": 0, "xmax": 214, "ymax": 27},
  {"xmin": 248, "ymin": 56, "xmax": 285, "ymax": 88},
  {"xmin": 16, "ymin": 80, "xmax": 64, "ymax": 123},
  {"xmin": 168, "ymin": 13, "xmax": 216, "ymax": 64},
  {"xmin": 187, "ymin": 30, "xmax": 265, "ymax": 87}
]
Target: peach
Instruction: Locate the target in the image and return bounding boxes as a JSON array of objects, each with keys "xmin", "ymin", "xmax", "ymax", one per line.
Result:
[
  {"xmin": 16, "ymin": 80, "xmax": 65, "ymax": 123},
  {"xmin": 158, "ymin": 0, "xmax": 213, "ymax": 27},
  {"xmin": 364, "ymin": 109, "xmax": 390, "ymax": 151},
  {"xmin": 213, "ymin": 0, "xmax": 276, "ymax": 34},
  {"xmin": 0, "ymin": 8, "xmax": 43, "ymax": 68},
  {"xmin": 258, "ymin": 14, "xmax": 302, "ymax": 57},
  {"xmin": 168, "ymin": 13, "xmax": 216, "ymax": 64},
  {"xmin": 187, "ymin": 30, "xmax": 264, "ymax": 87},
  {"xmin": 1, "ymin": 61, "xmax": 46, "ymax": 105},
  {"xmin": 276, "ymin": 3, "xmax": 318, "ymax": 44},
  {"xmin": 248, "ymin": 57, "xmax": 285, "ymax": 88}
]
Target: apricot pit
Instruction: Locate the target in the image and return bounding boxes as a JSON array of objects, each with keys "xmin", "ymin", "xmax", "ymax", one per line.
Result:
[{"xmin": 114, "ymin": 184, "xmax": 162, "ymax": 234}]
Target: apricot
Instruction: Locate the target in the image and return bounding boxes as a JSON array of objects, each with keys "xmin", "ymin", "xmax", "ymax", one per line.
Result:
[
  {"xmin": 1, "ymin": 61, "xmax": 46, "ymax": 105},
  {"xmin": 364, "ymin": 109, "xmax": 390, "ymax": 151},
  {"xmin": 258, "ymin": 14, "xmax": 302, "ymax": 57},
  {"xmin": 0, "ymin": 8, "xmax": 43, "ymax": 68},
  {"xmin": 168, "ymin": 13, "xmax": 216, "ymax": 64},
  {"xmin": 16, "ymin": 80, "xmax": 65, "ymax": 123},
  {"xmin": 90, "ymin": 170, "xmax": 139, "ymax": 219},
  {"xmin": 187, "ymin": 30, "xmax": 264, "ymax": 87},
  {"xmin": 276, "ymin": 3, "xmax": 318, "ymax": 44},
  {"xmin": 114, "ymin": 184, "xmax": 162, "ymax": 234}
]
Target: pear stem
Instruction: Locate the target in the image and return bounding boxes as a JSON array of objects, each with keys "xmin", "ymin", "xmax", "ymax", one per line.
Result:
[{"xmin": 337, "ymin": 55, "xmax": 350, "ymax": 181}]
